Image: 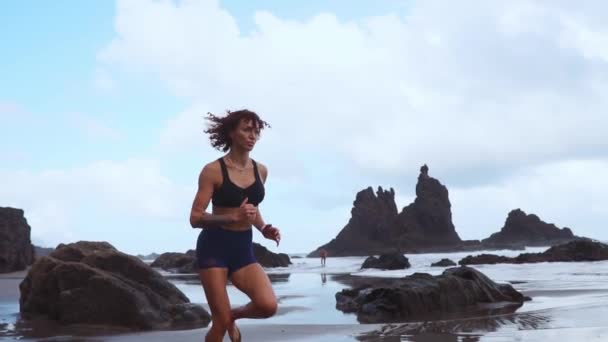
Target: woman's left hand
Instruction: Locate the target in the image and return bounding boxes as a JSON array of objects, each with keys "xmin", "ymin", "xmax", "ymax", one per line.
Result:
[{"xmin": 262, "ymin": 224, "xmax": 281, "ymax": 246}]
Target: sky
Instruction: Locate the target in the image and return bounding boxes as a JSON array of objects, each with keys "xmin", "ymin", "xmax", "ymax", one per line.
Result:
[{"xmin": 1, "ymin": 0, "xmax": 608, "ymax": 255}]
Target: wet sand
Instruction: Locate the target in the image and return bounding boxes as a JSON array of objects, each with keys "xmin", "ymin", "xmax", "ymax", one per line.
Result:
[
  {"xmin": 102, "ymin": 324, "xmax": 380, "ymax": 342},
  {"xmin": 3, "ymin": 252, "xmax": 608, "ymax": 341}
]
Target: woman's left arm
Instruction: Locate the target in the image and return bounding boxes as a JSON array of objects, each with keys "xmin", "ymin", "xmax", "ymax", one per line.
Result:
[
  {"xmin": 254, "ymin": 162, "xmax": 281, "ymax": 245},
  {"xmin": 252, "ymin": 210, "xmax": 267, "ymax": 232},
  {"xmin": 254, "ymin": 162, "xmax": 269, "ymax": 232}
]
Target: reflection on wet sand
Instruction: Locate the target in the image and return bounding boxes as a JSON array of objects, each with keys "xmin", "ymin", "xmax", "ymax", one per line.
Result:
[
  {"xmin": 268, "ymin": 273, "xmax": 291, "ymax": 283},
  {"xmin": 5, "ymin": 317, "xmax": 134, "ymax": 340},
  {"xmin": 357, "ymin": 306, "xmax": 553, "ymax": 342}
]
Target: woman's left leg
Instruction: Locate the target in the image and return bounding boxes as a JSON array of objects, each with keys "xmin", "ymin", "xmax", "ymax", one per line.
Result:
[{"xmin": 229, "ymin": 263, "xmax": 278, "ymax": 320}]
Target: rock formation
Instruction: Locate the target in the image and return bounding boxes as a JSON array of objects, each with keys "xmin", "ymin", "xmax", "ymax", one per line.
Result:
[
  {"xmin": 151, "ymin": 243, "xmax": 291, "ymax": 274},
  {"xmin": 309, "ymin": 165, "xmax": 461, "ymax": 256},
  {"xmin": 19, "ymin": 241, "xmax": 211, "ymax": 330},
  {"xmin": 151, "ymin": 250, "xmax": 197, "ymax": 273},
  {"xmin": 0, "ymin": 207, "xmax": 34, "ymax": 273},
  {"xmin": 253, "ymin": 243, "xmax": 291, "ymax": 268},
  {"xmin": 482, "ymin": 209, "xmax": 578, "ymax": 247},
  {"xmin": 431, "ymin": 258, "xmax": 457, "ymax": 267},
  {"xmin": 361, "ymin": 253, "xmax": 410, "ymax": 270},
  {"xmin": 460, "ymin": 240, "xmax": 608, "ymax": 265},
  {"xmin": 393, "ymin": 167, "xmax": 462, "ymax": 249},
  {"xmin": 335, "ymin": 266, "xmax": 529, "ymax": 323}
]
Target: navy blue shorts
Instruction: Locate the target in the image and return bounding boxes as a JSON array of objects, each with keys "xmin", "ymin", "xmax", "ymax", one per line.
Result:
[{"xmin": 196, "ymin": 227, "xmax": 257, "ymax": 275}]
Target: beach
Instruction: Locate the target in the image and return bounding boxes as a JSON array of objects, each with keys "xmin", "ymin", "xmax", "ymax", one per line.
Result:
[{"xmin": 3, "ymin": 247, "xmax": 608, "ymax": 341}]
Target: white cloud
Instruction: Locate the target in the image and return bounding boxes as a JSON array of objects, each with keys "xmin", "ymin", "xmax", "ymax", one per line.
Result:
[
  {"xmin": 450, "ymin": 158, "xmax": 608, "ymax": 241},
  {"xmin": 81, "ymin": 0, "xmax": 608, "ymax": 252},
  {"xmin": 99, "ymin": 0, "xmax": 608, "ymax": 178},
  {"xmin": 0, "ymin": 159, "xmax": 194, "ymax": 252}
]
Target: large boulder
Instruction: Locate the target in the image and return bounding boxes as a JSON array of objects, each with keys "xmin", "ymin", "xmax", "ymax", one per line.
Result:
[
  {"xmin": 253, "ymin": 243, "xmax": 291, "ymax": 268},
  {"xmin": 430, "ymin": 258, "xmax": 457, "ymax": 267},
  {"xmin": 19, "ymin": 241, "xmax": 210, "ymax": 331},
  {"xmin": 460, "ymin": 240, "xmax": 608, "ymax": 265},
  {"xmin": 482, "ymin": 209, "xmax": 578, "ymax": 247},
  {"xmin": 309, "ymin": 165, "xmax": 462, "ymax": 257},
  {"xmin": 361, "ymin": 253, "xmax": 410, "ymax": 270},
  {"xmin": 335, "ymin": 266, "xmax": 529, "ymax": 323},
  {"xmin": 151, "ymin": 250, "xmax": 197, "ymax": 273},
  {"xmin": 458, "ymin": 254, "xmax": 514, "ymax": 265},
  {"xmin": 0, "ymin": 207, "xmax": 34, "ymax": 273},
  {"xmin": 151, "ymin": 243, "xmax": 292, "ymax": 273}
]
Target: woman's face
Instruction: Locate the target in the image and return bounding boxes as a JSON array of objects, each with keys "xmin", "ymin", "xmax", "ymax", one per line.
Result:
[{"xmin": 230, "ymin": 118, "xmax": 260, "ymax": 151}]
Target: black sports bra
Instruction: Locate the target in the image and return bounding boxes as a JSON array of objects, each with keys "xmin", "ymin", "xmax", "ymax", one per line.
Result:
[{"xmin": 212, "ymin": 157, "xmax": 265, "ymax": 207}]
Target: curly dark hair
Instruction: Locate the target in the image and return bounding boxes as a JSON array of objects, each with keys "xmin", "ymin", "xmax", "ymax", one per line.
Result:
[{"xmin": 204, "ymin": 109, "xmax": 271, "ymax": 152}]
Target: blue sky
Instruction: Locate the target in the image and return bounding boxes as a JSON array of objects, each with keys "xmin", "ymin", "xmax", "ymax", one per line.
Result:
[{"xmin": 2, "ymin": 0, "xmax": 608, "ymax": 255}]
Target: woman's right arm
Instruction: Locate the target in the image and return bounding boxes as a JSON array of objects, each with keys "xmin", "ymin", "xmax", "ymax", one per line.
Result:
[{"xmin": 189, "ymin": 164, "xmax": 236, "ymax": 229}]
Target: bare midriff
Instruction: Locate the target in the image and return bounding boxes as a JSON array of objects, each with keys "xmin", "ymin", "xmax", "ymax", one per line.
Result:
[{"xmin": 212, "ymin": 205, "xmax": 254, "ymax": 231}]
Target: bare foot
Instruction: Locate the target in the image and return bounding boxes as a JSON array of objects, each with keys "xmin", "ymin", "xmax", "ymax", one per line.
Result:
[{"xmin": 227, "ymin": 321, "xmax": 241, "ymax": 342}]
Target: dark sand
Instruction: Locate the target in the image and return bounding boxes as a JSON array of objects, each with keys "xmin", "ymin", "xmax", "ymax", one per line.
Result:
[{"xmin": 3, "ymin": 262, "xmax": 608, "ymax": 341}]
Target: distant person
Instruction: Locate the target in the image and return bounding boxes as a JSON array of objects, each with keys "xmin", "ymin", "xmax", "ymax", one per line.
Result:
[
  {"xmin": 320, "ymin": 249, "xmax": 328, "ymax": 267},
  {"xmin": 190, "ymin": 109, "xmax": 281, "ymax": 342}
]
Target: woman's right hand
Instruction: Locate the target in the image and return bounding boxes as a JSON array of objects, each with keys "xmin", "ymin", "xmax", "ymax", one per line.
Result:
[{"xmin": 234, "ymin": 197, "xmax": 257, "ymax": 224}]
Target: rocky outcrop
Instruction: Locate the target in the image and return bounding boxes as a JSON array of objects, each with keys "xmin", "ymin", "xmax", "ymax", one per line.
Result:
[
  {"xmin": 431, "ymin": 258, "xmax": 457, "ymax": 267},
  {"xmin": 393, "ymin": 164, "xmax": 462, "ymax": 249},
  {"xmin": 335, "ymin": 266, "xmax": 529, "ymax": 323},
  {"xmin": 254, "ymin": 243, "xmax": 291, "ymax": 268},
  {"xmin": 309, "ymin": 186, "xmax": 399, "ymax": 257},
  {"xmin": 19, "ymin": 241, "xmax": 211, "ymax": 330},
  {"xmin": 151, "ymin": 243, "xmax": 292, "ymax": 273},
  {"xmin": 482, "ymin": 209, "xmax": 577, "ymax": 248},
  {"xmin": 460, "ymin": 240, "xmax": 608, "ymax": 265},
  {"xmin": 309, "ymin": 165, "xmax": 462, "ymax": 257},
  {"xmin": 361, "ymin": 253, "xmax": 410, "ymax": 270},
  {"xmin": 151, "ymin": 250, "xmax": 197, "ymax": 273},
  {"xmin": 0, "ymin": 207, "xmax": 34, "ymax": 273},
  {"xmin": 458, "ymin": 254, "xmax": 514, "ymax": 265}
]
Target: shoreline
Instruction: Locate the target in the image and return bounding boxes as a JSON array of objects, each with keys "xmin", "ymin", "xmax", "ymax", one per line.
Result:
[{"xmin": 3, "ymin": 255, "xmax": 608, "ymax": 341}]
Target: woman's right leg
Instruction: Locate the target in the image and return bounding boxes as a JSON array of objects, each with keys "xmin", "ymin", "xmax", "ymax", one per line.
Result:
[{"xmin": 199, "ymin": 268, "xmax": 231, "ymax": 342}]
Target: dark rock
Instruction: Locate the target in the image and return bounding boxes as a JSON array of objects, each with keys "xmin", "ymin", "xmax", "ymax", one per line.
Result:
[
  {"xmin": 309, "ymin": 186, "xmax": 398, "ymax": 257},
  {"xmin": 19, "ymin": 241, "xmax": 210, "ymax": 330},
  {"xmin": 309, "ymin": 165, "xmax": 462, "ymax": 257},
  {"xmin": 151, "ymin": 250, "xmax": 197, "ymax": 273},
  {"xmin": 393, "ymin": 166, "xmax": 462, "ymax": 249},
  {"xmin": 459, "ymin": 254, "xmax": 514, "ymax": 265},
  {"xmin": 460, "ymin": 240, "xmax": 608, "ymax": 265},
  {"xmin": 254, "ymin": 243, "xmax": 291, "ymax": 268},
  {"xmin": 361, "ymin": 253, "xmax": 410, "ymax": 270},
  {"xmin": 482, "ymin": 209, "xmax": 578, "ymax": 247},
  {"xmin": 0, "ymin": 207, "xmax": 34, "ymax": 273},
  {"xmin": 430, "ymin": 258, "xmax": 457, "ymax": 267},
  {"xmin": 335, "ymin": 266, "xmax": 529, "ymax": 323},
  {"xmin": 151, "ymin": 243, "xmax": 291, "ymax": 273}
]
